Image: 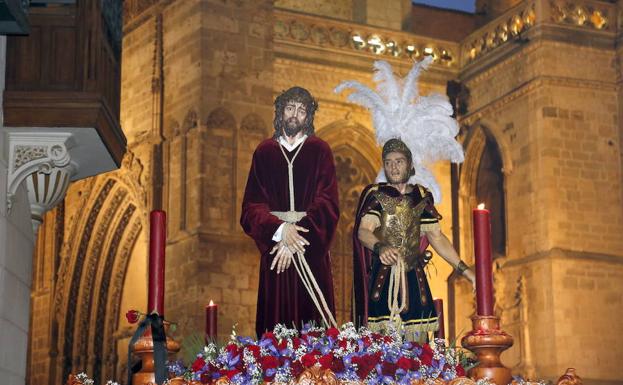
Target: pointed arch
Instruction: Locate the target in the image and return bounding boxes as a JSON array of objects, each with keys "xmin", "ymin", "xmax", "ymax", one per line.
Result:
[
  {"xmin": 460, "ymin": 122, "xmax": 511, "ymax": 259},
  {"xmin": 316, "ymin": 120, "xmax": 379, "ymax": 324},
  {"xmin": 204, "ymin": 107, "xmax": 237, "ymax": 231},
  {"xmin": 450, "ymin": 120, "xmax": 511, "ymax": 341},
  {"xmin": 54, "ymin": 151, "xmax": 148, "ymax": 384},
  {"xmin": 236, "ymin": 113, "xmax": 270, "ymax": 222},
  {"xmin": 316, "ymin": 119, "xmax": 381, "ymax": 172}
]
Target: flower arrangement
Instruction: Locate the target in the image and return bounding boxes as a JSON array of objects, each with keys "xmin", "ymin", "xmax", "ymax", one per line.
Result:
[{"xmin": 169, "ymin": 323, "xmax": 476, "ymax": 385}]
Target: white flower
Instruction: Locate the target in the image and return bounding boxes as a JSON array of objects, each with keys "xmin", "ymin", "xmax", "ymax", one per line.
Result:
[{"xmin": 275, "ymin": 366, "xmax": 293, "ymax": 383}]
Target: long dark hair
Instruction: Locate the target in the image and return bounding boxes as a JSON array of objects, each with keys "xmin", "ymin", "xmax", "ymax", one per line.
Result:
[{"xmin": 273, "ymin": 86, "xmax": 318, "ymax": 138}]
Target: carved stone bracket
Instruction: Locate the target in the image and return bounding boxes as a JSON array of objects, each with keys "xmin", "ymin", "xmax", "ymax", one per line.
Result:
[{"xmin": 6, "ymin": 132, "xmax": 77, "ymax": 233}]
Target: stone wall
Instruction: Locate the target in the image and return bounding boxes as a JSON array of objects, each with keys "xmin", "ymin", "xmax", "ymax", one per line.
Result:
[
  {"xmin": 0, "ymin": 35, "xmax": 36, "ymax": 385},
  {"xmin": 460, "ymin": 19, "xmax": 623, "ymax": 384}
]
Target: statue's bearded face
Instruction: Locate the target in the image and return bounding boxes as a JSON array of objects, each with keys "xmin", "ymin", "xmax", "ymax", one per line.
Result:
[
  {"xmin": 383, "ymin": 151, "xmax": 411, "ymax": 184},
  {"xmin": 282, "ymin": 101, "xmax": 308, "ymax": 137}
]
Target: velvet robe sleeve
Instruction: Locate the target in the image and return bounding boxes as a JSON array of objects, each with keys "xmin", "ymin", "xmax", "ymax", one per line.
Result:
[
  {"xmin": 295, "ymin": 145, "xmax": 340, "ymax": 258},
  {"xmin": 240, "ymin": 149, "xmax": 283, "ymax": 252}
]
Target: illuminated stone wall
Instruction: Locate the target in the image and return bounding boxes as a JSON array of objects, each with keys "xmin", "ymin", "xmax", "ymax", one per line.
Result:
[{"xmin": 25, "ymin": 1, "xmax": 623, "ymax": 385}]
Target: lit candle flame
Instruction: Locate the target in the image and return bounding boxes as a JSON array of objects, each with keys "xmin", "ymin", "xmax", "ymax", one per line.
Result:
[
  {"xmin": 208, "ymin": 300, "xmax": 215, "ymax": 306},
  {"xmin": 477, "ymin": 203, "xmax": 486, "ymax": 210}
]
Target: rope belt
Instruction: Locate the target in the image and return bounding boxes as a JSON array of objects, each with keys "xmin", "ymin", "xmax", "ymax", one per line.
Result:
[
  {"xmin": 276, "ymin": 141, "xmax": 337, "ymax": 328},
  {"xmin": 271, "ymin": 211, "xmax": 306, "ymax": 223},
  {"xmin": 388, "ymin": 259, "xmax": 408, "ymax": 326}
]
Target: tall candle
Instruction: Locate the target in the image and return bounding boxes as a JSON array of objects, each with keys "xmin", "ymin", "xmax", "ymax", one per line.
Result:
[
  {"xmin": 148, "ymin": 210, "xmax": 166, "ymax": 315},
  {"xmin": 206, "ymin": 300, "xmax": 218, "ymax": 342},
  {"xmin": 434, "ymin": 298, "xmax": 445, "ymax": 340},
  {"xmin": 473, "ymin": 204, "xmax": 494, "ymax": 316}
]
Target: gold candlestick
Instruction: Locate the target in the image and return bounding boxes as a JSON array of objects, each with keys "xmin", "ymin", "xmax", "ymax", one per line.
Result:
[{"xmin": 461, "ymin": 315, "xmax": 514, "ymax": 385}]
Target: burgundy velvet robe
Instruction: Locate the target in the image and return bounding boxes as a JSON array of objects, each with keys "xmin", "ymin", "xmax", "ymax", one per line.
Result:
[{"xmin": 240, "ymin": 136, "xmax": 339, "ymax": 337}]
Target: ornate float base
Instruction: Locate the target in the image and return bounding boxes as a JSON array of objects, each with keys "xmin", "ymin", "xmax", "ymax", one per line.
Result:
[{"xmin": 67, "ymin": 366, "xmax": 584, "ymax": 385}]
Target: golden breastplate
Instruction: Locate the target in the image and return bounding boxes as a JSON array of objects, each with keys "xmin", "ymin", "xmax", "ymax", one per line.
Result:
[{"xmin": 374, "ymin": 191, "xmax": 427, "ymax": 267}]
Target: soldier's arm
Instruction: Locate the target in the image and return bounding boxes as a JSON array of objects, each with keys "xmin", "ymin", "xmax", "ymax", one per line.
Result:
[
  {"xmin": 358, "ymin": 215, "xmax": 400, "ymax": 265},
  {"xmin": 425, "ymin": 227, "xmax": 476, "ymax": 286},
  {"xmin": 357, "ymin": 214, "xmax": 380, "ymax": 250}
]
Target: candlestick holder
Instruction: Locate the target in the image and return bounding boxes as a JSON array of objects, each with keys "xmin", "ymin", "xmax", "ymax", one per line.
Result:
[
  {"xmin": 132, "ymin": 322, "xmax": 181, "ymax": 385},
  {"xmin": 461, "ymin": 315, "xmax": 513, "ymax": 385}
]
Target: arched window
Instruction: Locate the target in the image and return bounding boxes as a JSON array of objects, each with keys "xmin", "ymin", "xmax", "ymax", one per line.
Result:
[{"xmin": 475, "ymin": 134, "xmax": 506, "ymax": 258}]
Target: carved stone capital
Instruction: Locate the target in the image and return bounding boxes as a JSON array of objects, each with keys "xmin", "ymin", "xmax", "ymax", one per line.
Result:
[{"xmin": 6, "ymin": 132, "xmax": 77, "ymax": 233}]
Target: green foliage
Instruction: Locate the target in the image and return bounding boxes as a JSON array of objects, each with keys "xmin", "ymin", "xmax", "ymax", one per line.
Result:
[
  {"xmin": 180, "ymin": 332, "xmax": 205, "ymax": 366},
  {"xmin": 449, "ymin": 328, "xmax": 479, "ymax": 371}
]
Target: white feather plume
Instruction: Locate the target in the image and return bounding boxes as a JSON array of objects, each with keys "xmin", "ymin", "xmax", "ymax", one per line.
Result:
[{"xmin": 334, "ymin": 58, "xmax": 464, "ymax": 203}]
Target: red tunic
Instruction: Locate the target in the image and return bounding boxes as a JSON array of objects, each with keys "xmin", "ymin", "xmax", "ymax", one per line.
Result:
[{"xmin": 240, "ymin": 136, "xmax": 339, "ymax": 337}]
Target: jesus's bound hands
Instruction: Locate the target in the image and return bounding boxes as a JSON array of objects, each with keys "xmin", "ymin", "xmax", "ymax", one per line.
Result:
[
  {"xmin": 270, "ymin": 242, "xmax": 294, "ymax": 274},
  {"xmin": 282, "ymin": 223, "xmax": 309, "ymax": 255}
]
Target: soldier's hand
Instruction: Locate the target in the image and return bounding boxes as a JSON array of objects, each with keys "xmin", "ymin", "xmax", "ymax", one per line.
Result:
[
  {"xmin": 379, "ymin": 246, "xmax": 401, "ymax": 266},
  {"xmin": 282, "ymin": 223, "xmax": 309, "ymax": 255}
]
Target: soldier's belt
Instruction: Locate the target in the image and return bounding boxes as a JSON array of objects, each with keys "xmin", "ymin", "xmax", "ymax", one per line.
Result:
[
  {"xmin": 371, "ymin": 264, "xmax": 391, "ymax": 302},
  {"xmin": 271, "ymin": 211, "xmax": 306, "ymax": 223}
]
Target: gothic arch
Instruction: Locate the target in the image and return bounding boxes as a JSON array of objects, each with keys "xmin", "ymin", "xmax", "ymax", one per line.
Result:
[
  {"xmin": 204, "ymin": 107, "xmax": 237, "ymax": 231},
  {"xmin": 316, "ymin": 119, "xmax": 381, "ymax": 170},
  {"xmin": 240, "ymin": 112, "xmax": 269, "ymax": 137},
  {"xmin": 317, "ymin": 120, "xmax": 379, "ymax": 324},
  {"xmin": 459, "ymin": 122, "xmax": 511, "ymax": 259},
  {"xmin": 450, "ymin": 121, "xmax": 510, "ymax": 340},
  {"xmin": 54, "ymin": 152, "xmax": 147, "ymax": 385}
]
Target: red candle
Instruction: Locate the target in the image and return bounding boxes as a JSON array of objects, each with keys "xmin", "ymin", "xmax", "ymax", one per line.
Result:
[
  {"xmin": 473, "ymin": 204, "xmax": 494, "ymax": 316},
  {"xmin": 148, "ymin": 210, "xmax": 166, "ymax": 315},
  {"xmin": 206, "ymin": 300, "xmax": 218, "ymax": 342},
  {"xmin": 434, "ymin": 298, "xmax": 445, "ymax": 340}
]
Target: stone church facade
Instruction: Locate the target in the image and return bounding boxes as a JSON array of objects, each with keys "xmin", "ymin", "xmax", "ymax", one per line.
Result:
[{"xmin": 26, "ymin": 1, "xmax": 623, "ymax": 385}]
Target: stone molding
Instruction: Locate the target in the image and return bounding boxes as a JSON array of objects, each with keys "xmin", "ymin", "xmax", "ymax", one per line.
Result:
[
  {"xmin": 502, "ymin": 247, "xmax": 623, "ymax": 268},
  {"xmin": 5, "ymin": 131, "xmax": 76, "ymax": 233},
  {"xmin": 461, "ymin": 1, "xmax": 536, "ymax": 66},
  {"xmin": 274, "ymin": 8, "xmax": 459, "ymax": 68},
  {"xmin": 461, "ymin": 74, "xmax": 617, "ymax": 127}
]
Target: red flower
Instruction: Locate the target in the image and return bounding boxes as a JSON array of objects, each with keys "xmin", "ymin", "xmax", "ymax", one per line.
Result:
[
  {"xmin": 246, "ymin": 345, "xmax": 261, "ymax": 359},
  {"xmin": 262, "ymin": 331, "xmax": 275, "ymax": 340},
  {"xmin": 291, "ymin": 361, "xmax": 304, "ymax": 377},
  {"xmin": 278, "ymin": 339, "xmax": 288, "ymax": 350},
  {"xmin": 456, "ymin": 365, "xmax": 466, "ymax": 377},
  {"xmin": 397, "ymin": 357, "xmax": 413, "ymax": 371},
  {"xmin": 307, "ymin": 331, "xmax": 321, "ymax": 337},
  {"xmin": 338, "ymin": 339, "xmax": 348, "ymax": 349},
  {"xmin": 221, "ymin": 369, "xmax": 240, "ymax": 379},
  {"xmin": 259, "ymin": 356, "xmax": 280, "ymax": 370},
  {"xmin": 191, "ymin": 357, "xmax": 206, "ymax": 372},
  {"xmin": 420, "ymin": 344, "xmax": 434, "ymax": 366},
  {"xmin": 362, "ymin": 336, "xmax": 372, "ymax": 347},
  {"xmin": 318, "ymin": 354, "xmax": 333, "ymax": 370},
  {"xmin": 199, "ymin": 372, "xmax": 211, "ymax": 384},
  {"xmin": 292, "ymin": 337, "xmax": 302, "ymax": 349},
  {"xmin": 381, "ymin": 361, "xmax": 398, "ymax": 376},
  {"xmin": 331, "ymin": 357, "xmax": 345, "ymax": 373},
  {"xmin": 301, "ymin": 353, "xmax": 318, "ymax": 368},
  {"xmin": 125, "ymin": 310, "xmax": 140, "ymax": 324},
  {"xmin": 352, "ymin": 355, "xmax": 377, "ymax": 379},
  {"xmin": 225, "ymin": 343, "xmax": 240, "ymax": 356},
  {"xmin": 326, "ymin": 327, "xmax": 339, "ymax": 339}
]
